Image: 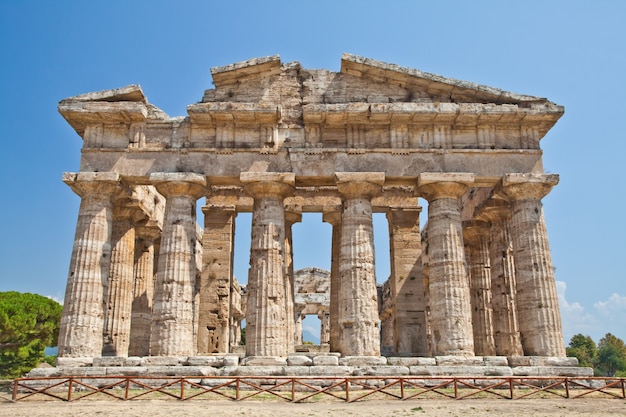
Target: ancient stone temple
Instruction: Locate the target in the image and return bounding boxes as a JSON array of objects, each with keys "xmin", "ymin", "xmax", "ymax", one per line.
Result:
[{"xmin": 57, "ymin": 54, "xmax": 566, "ymax": 360}]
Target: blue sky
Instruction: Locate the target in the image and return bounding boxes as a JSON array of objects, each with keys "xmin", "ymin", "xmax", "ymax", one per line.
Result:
[{"xmin": 0, "ymin": 1, "xmax": 624, "ymax": 345}]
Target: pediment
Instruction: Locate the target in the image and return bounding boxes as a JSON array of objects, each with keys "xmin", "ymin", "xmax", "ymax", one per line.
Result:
[
  {"xmin": 201, "ymin": 54, "xmax": 554, "ymax": 106},
  {"xmin": 197, "ymin": 54, "xmax": 561, "ymax": 128},
  {"xmin": 340, "ymin": 54, "xmax": 547, "ymax": 105}
]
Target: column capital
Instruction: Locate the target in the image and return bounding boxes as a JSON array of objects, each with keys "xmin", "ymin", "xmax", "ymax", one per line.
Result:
[
  {"xmin": 284, "ymin": 204, "xmax": 303, "ymax": 225},
  {"xmin": 386, "ymin": 206, "xmax": 421, "ymax": 228},
  {"xmin": 135, "ymin": 224, "xmax": 162, "ymax": 242},
  {"xmin": 240, "ymin": 172, "xmax": 295, "ymax": 197},
  {"xmin": 322, "ymin": 209, "xmax": 342, "ymax": 226},
  {"xmin": 417, "ymin": 172, "xmax": 474, "ymax": 201},
  {"xmin": 497, "ymin": 173, "xmax": 559, "ymax": 201},
  {"xmin": 462, "ymin": 220, "xmax": 490, "ymax": 243},
  {"xmin": 475, "ymin": 198, "xmax": 511, "ymax": 223},
  {"xmin": 335, "ymin": 172, "xmax": 385, "ymax": 198},
  {"xmin": 150, "ymin": 172, "xmax": 207, "ymax": 198},
  {"xmin": 63, "ymin": 172, "xmax": 127, "ymax": 199}
]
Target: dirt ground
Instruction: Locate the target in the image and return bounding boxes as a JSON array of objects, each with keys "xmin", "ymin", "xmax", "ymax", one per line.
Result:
[{"xmin": 1, "ymin": 398, "xmax": 625, "ymax": 416}]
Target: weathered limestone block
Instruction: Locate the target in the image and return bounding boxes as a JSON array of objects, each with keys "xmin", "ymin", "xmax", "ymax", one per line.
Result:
[
  {"xmin": 56, "ymin": 357, "xmax": 94, "ymax": 367},
  {"xmin": 387, "ymin": 357, "xmax": 436, "ymax": 366},
  {"xmin": 287, "ymin": 355, "xmax": 313, "ymax": 366},
  {"xmin": 141, "ymin": 356, "xmax": 186, "ymax": 366},
  {"xmin": 499, "ymin": 174, "xmax": 565, "ymax": 357},
  {"xmin": 543, "ymin": 357, "xmax": 579, "ymax": 367},
  {"xmin": 283, "ymin": 366, "xmax": 312, "ymax": 376},
  {"xmin": 483, "ymin": 356, "xmax": 509, "ymax": 366},
  {"xmin": 124, "ymin": 356, "xmax": 143, "ymax": 366},
  {"xmin": 313, "ymin": 356, "xmax": 339, "ymax": 366},
  {"xmin": 410, "ymin": 366, "xmax": 488, "ymax": 376},
  {"xmin": 353, "ymin": 366, "xmax": 410, "ymax": 376},
  {"xmin": 336, "ymin": 172, "xmax": 384, "ymax": 356},
  {"xmin": 509, "ymin": 356, "xmax": 578, "ymax": 367},
  {"xmin": 141, "ymin": 366, "xmax": 208, "ymax": 377},
  {"xmin": 219, "ymin": 366, "xmax": 238, "ymax": 376},
  {"xmin": 93, "ymin": 357, "xmax": 126, "ymax": 367},
  {"xmin": 198, "ymin": 205, "xmax": 236, "ymax": 354},
  {"xmin": 538, "ymin": 367, "xmax": 592, "ymax": 377},
  {"xmin": 418, "ymin": 173, "xmax": 475, "ymax": 356},
  {"xmin": 186, "ymin": 356, "xmax": 229, "ymax": 367},
  {"xmin": 483, "ymin": 367, "xmax": 513, "ymax": 376},
  {"xmin": 58, "ymin": 172, "xmax": 126, "ymax": 358},
  {"xmin": 309, "ymin": 366, "xmax": 352, "ymax": 376},
  {"xmin": 435, "ymin": 356, "xmax": 485, "ymax": 366},
  {"xmin": 105, "ymin": 366, "xmax": 149, "ymax": 376},
  {"xmin": 463, "ymin": 221, "xmax": 496, "ymax": 356},
  {"xmin": 242, "ymin": 172, "xmax": 295, "ymax": 357},
  {"xmin": 240, "ymin": 356, "xmax": 288, "ymax": 366},
  {"xmin": 234, "ymin": 366, "xmax": 285, "ymax": 376},
  {"xmin": 340, "ymin": 356, "xmax": 388, "ymax": 366}
]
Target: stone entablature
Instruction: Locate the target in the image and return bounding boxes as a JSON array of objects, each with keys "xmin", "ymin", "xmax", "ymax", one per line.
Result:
[{"xmin": 57, "ymin": 54, "xmax": 566, "ymax": 362}]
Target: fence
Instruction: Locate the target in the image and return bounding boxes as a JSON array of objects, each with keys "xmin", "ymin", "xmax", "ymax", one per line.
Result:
[{"xmin": 7, "ymin": 375, "xmax": 626, "ymax": 403}]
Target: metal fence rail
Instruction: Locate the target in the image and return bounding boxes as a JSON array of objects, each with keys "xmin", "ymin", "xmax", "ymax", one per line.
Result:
[{"xmin": 9, "ymin": 375, "xmax": 626, "ymax": 403}]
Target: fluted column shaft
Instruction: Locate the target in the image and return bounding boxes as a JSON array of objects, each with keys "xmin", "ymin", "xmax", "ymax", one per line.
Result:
[
  {"xmin": 387, "ymin": 208, "xmax": 428, "ymax": 356},
  {"xmin": 477, "ymin": 201, "xmax": 523, "ymax": 356},
  {"xmin": 150, "ymin": 173, "xmax": 206, "ymax": 356},
  {"xmin": 294, "ymin": 313, "xmax": 304, "ymax": 345},
  {"xmin": 336, "ymin": 172, "xmax": 384, "ymax": 356},
  {"xmin": 418, "ymin": 173, "xmax": 475, "ymax": 356},
  {"xmin": 463, "ymin": 221, "xmax": 496, "ymax": 356},
  {"xmin": 322, "ymin": 210, "xmax": 342, "ymax": 352},
  {"xmin": 242, "ymin": 172, "xmax": 295, "ymax": 357},
  {"xmin": 500, "ymin": 174, "xmax": 565, "ymax": 357},
  {"xmin": 198, "ymin": 205, "xmax": 236, "ymax": 354},
  {"xmin": 102, "ymin": 209, "xmax": 137, "ymax": 357},
  {"xmin": 284, "ymin": 207, "xmax": 302, "ymax": 353},
  {"xmin": 58, "ymin": 172, "xmax": 124, "ymax": 357},
  {"xmin": 319, "ymin": 312, "xmax": 330, "ymax": 345},
  {"xmin": 128, "ymin": 226, "xmax": 159, "ymax": 357}
]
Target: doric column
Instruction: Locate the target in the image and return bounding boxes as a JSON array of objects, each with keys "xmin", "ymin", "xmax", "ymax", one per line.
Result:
[
  {"xmin": 476, "ymin": 200, "xmax": 523, "ymax": 356},
  {"xmin": 149, "ymin": 173, "xmax": 206, "ymax": 356},
  {"xmin": 102, "ymin": 204, "xmax": 139, "ymax": 357},
  {"xmin": 499, "ymin": 173, "xmax": 565, "ymax": 356},
  {"xmin": 197, "ymin": 205, "xmax": 236, "ymax": 354},
  {"xmin": 319, "ymin": 312, "xmax": 330, "ymax": 345},
  {"xmin": 229, "ymin": 277, "xmax": 244, "ymax": 350},
  {"xmin": 284, "ymin": 206, "xmax": 302, "ymax": 353},
  {"xmin": 335, "ymin": 172, "xmax": 384, "ymax": 356},
  {"xmin": 128, "ymin": 225, "xmax": 160, "ymax": 357},
  {"xmin": 417, "ymin": 172, "xmax": 475, "ymax": 356},
  {"xmin": 294, "ymin": 312, "xmax": 304, "ymax": 346},
  {"xmin": 58, "ymin": 172, "xmax": 126, "ymax": 357},
  {"xmin": 322, "ymin": 210, "xmax": 342, "ymax": 353},
  {"xmin": 462, "ymin": 221, "xmax": 496, "ymax": 356},
  {"xmin": 387, "ymin": 207, "xmax": 428, "ymax": 356},
  {"xmin": 241, "ymin": 172, "xmax": 295, "ymax": 357}
]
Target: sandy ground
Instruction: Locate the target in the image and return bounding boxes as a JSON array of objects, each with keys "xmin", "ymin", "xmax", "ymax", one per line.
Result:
[{"xmin": 1, "ymin": 398, "xmax": 625, "ymax": 416}]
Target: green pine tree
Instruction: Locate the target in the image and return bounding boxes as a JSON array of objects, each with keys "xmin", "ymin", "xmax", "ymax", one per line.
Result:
[{"xmin": 0, "ymin": 292, "xmax": 62, "ymax": 378}]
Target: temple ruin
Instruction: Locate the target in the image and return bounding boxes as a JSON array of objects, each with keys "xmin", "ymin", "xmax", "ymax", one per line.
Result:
[{"xmin": 56, "ymin": 54, "xmax": 567, "ymax": 362}]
